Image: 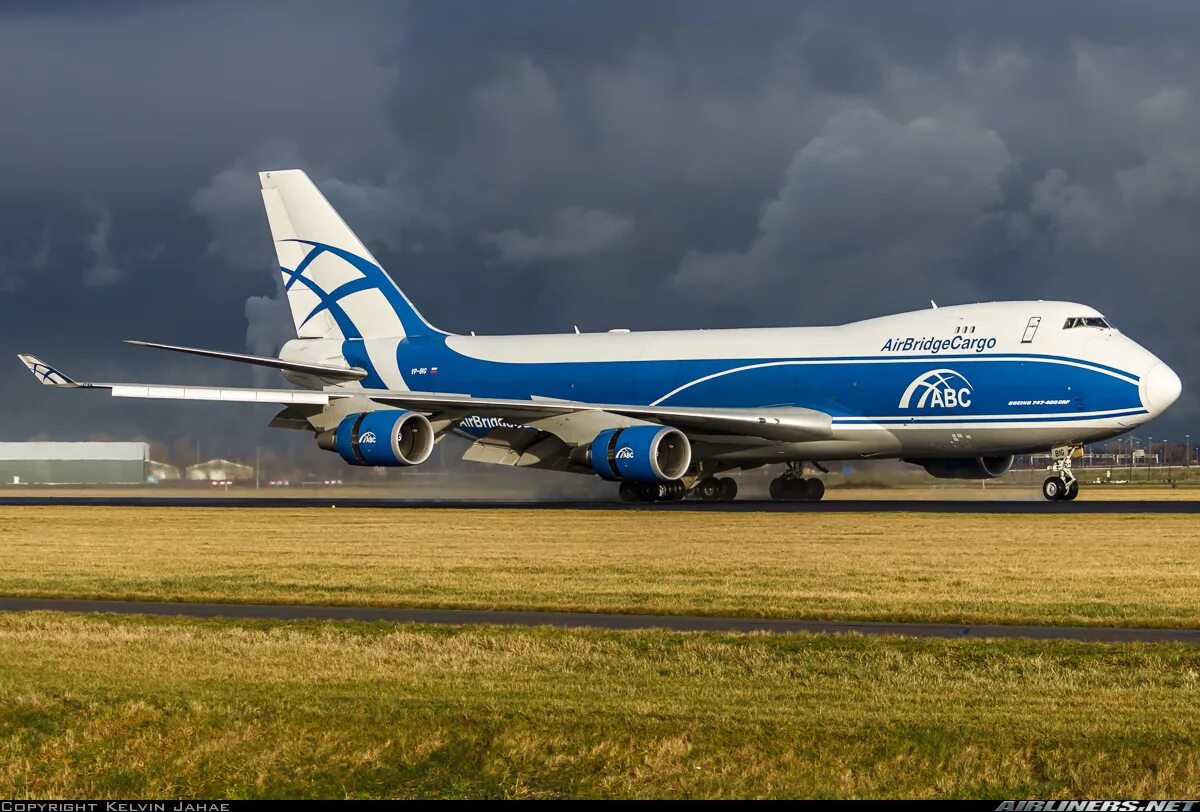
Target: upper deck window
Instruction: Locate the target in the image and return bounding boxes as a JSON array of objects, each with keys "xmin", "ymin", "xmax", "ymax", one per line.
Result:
[{"xmin": 1063, "ymin": 316, "xmax": 1112, "ymax": 330}]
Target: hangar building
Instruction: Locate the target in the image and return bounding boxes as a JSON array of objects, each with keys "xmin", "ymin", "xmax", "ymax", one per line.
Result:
[
  {"xmin": 0, "ymin": 442, "xmax": 149, "ymax": 485},
  {"xmin": 186, "ymin": 458, "xmax": 254, "ymax": 482}
]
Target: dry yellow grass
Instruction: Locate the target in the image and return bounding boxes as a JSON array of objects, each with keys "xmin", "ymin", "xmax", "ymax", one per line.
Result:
[
  {"xmin": 0, "ymin": 507, "xmax": 1197, "ymax": 627},
  {"xmin": 0, "ymin": 612, "xmax": 1198, "ymax": 798}
]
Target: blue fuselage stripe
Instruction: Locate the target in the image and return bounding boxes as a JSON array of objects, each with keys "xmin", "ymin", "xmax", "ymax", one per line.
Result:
[{"xmin": 336, "ymin": 334, "xmax": 1147, "ymax": 428}]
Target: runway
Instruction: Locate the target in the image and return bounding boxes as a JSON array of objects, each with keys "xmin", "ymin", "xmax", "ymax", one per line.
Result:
[
  {"xmin": 0, "ymin": 495, "xmax": 1196, "ymax": 512},
  {"xmin": 1, "ymin": 597, "xmax": 1196, "ymax": 643}
]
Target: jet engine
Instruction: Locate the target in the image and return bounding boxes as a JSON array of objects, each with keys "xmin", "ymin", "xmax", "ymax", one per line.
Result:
[
  {"xmin": 909, "ymin": 455, "xmax": 1015, "ymax": 480},
  {"xmin": 588, "ymin": 425, "xmax": 691, "ymax": 482},
  {"xmin": 318, "ymin": 410, "xmax": 435, "ymax": 467}
]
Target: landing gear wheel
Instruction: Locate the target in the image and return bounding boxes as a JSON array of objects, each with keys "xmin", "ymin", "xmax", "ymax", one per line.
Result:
[
  {"xmin": 1042, "ymin": 476, "xmax": 1067, "ymax": 501},
  {"xmin": 640, "ymin": 482, "xmax": 668, "ymax": 502},
  {"xmin": 803, "ymin": 478, "xmax": 825, "ymax": 501},
  {"xmin": 1063, "ymin": 479, "xmax": 1079, "ymax": 501},
  {"xmin": 771, "ymin": 476, "xmax": 815, "ymax": 501},
  {"xmin": 769, "ymin": 478, "xmax": 786, "ymax": 501},
  {"xmin": 619, "ymin": 481, "xmax": 640, "ymax": 502},
  {"xmin": 697, "ymin": 478, "xmax": 722, "ymax": 501},
  {"xmin": 718, "ymin": 477, "xmax": 737, "ymax": 501}
]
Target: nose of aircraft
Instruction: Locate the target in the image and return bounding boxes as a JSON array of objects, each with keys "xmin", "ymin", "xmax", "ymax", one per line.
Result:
[{"xmin": 1141, "ymin": 362, "xmax": 1182, "ymax": 415}]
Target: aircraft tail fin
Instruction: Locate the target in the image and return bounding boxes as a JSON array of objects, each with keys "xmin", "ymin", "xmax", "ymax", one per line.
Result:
[{"xmin": 259, "ymin": 169, "xmax": 439, "ymax": 341}]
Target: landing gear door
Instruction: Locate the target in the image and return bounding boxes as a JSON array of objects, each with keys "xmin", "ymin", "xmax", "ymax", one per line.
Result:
[{"xmin": 1021, "ymin": 316, "xmax": 1041, "ymax": 344}]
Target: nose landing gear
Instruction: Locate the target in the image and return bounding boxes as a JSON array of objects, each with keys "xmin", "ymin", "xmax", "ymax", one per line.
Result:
[{"xmin": 1042, "ymin": 446, "xmax": 1080, "ymax": 501}]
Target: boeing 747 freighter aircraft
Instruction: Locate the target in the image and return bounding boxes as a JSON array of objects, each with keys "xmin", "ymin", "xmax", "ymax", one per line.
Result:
[{"xmin": 20, "ymin": 170, "xmax": 1182, "ymax": 501}]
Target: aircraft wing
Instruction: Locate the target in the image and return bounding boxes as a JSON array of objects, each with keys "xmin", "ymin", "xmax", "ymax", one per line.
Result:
[{"xmin": 17, "ymin": 354, "xmax": 833, "ymax": 442}]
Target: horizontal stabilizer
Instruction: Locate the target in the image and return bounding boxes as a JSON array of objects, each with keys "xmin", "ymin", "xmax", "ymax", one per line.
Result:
[{"xmin": 125, "ymin": 340, "xmax": 367, "ymax": 382}]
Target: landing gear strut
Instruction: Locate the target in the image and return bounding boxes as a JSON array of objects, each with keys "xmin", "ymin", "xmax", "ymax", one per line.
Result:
[
  {"xmin": 769, "ymin": 461, "xmax": 825, "ymax": 501},
  {"xmin": 1042, "ymin": 446, "xmax": 1080, "ymax": 501}
]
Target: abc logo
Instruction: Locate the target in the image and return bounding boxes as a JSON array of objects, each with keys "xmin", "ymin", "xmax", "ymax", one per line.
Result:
[
  {"xmin": 614, "ymin": 446, "xmax": 635, "ymax": 460},
  {"xmin": 358, "ymin": 431, "xmax": 378, "ymax": 444},
  {"xmin": 899, "ymin": 369, "xmax": 973, "ymax": 409}
]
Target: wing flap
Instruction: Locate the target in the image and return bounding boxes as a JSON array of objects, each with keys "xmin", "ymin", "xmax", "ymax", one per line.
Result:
[
  {"xmin": 367, "ymin": 394, "xmax": 832, "ymax": 441},
  {"xmin": 592, "ymin": 404, "xmax": 829, "ymax": 441},
  {"xmin": 107, "ymin": 384, "xmax": 331, "ymax": 404}
]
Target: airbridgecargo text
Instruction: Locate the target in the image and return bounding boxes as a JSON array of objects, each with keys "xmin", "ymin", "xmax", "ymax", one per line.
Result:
[
  {"xmin": 881, "ymin": 335, "xmax": 997, "ymax": 354},
  {"xmin": 458, "ymin": 415, "xmax": 528, "ymax": 431}
]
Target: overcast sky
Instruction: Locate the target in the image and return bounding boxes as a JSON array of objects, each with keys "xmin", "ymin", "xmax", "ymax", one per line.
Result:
[{"xmin": 3, "ymin": 0, "xmax": 1198, "ymax": 454}]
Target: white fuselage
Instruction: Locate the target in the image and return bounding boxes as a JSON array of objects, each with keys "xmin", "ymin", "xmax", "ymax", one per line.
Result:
[{"xmin": 281, "ymin": 300, "xmax": 1181, "ymax": 465}]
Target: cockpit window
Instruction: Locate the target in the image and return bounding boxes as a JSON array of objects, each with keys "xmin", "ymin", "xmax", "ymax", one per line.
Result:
[{"xmin": 1063, "ymin": 316, "xmax": 1112, "ymax": 329}]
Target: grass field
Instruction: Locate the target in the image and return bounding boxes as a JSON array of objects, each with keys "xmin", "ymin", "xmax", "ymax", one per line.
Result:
[
  {"xmin": 1, "ymin": 612, "xmax": 1198, "ymax": 798},
  {"xmin": 3, "ymin": 506, "xmax": 1198, "ymax": 798},
  {"xmin": 0, "ymin": 507, "xmax": 1197, "ymax": 627}
]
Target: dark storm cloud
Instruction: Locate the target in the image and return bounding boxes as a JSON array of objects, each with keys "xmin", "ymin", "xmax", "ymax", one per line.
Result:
[{"xmin": 2, "ymin": 0, "xmax": 1199, "ymax": 450}]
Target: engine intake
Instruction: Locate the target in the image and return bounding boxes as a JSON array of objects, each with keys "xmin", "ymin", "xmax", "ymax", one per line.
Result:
[
  {"xmin": 909, "ymin": 455, "xmax": 1015, "ymax": 480},
  {"xmin": 589, "ymin": 426, "xmax": 691, "ymax": 482},
  {"xmin": 322, "ymin": 410, "xmax": 435, "ymax": 467}
]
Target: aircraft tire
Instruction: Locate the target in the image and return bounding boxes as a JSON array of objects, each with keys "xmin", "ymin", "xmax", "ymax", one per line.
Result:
[
  {"xmin": 1042, "ymin": 476, "xmax": 1067, "ymax": 501},
  {"xmin": 697, "ymin": 478, "xmax": 722, "ymax": 501},
  {"xmin": 639, "ymin": 482, "xmax": 665, "ymax": 502},
  {"xmin": 803, "ymin": 478, "xmax": 825, "ymax": 501},
  {"xmin": 718, "ymin": 477, "xmax": 737, "ymax": 501}
]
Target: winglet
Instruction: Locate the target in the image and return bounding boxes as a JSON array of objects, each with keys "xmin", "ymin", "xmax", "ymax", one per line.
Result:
[{"xmin": 17, "ymin": 354, "xmax": 78, "ymax": 387}]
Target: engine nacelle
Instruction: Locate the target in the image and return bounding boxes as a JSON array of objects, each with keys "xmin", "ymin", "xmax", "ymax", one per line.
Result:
[
  {"xmin": 909, "ymin": 455, "xmax": 1015, "ymax": 480},
  {"xmin": 589, "ymin": 426, "xmax": 691, "ymax": 482},
  {"xmin": 322, "ymin": 410, "xmax": 435, "ymax": 467}
]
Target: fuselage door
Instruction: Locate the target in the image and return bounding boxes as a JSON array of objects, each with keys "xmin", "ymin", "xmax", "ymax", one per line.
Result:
[{"xmin": 1021, "ymin": 316, "xmax": 1041, "ymax": 344}]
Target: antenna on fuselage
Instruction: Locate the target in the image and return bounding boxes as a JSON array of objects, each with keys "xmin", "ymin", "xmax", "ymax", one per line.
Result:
[{"xmin": 930, "ymin": 300, "xmax": 938, "ymax": 309}]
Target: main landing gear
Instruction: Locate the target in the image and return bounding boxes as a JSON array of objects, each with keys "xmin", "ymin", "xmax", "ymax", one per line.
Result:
[
  {"xmin": 619, "ymin": 480, "xmax": 685, "ymax": 502},
  {"xmin": 618, "ymin": 477, "xmax": 738, "ymax": 503},
  {"xmin": 769, "ymin": 461, "xmax": 825, "ymax": 502},
  {"xmin": 1042, "ymin": 445, "xmax": 1080, "ymax": 501},
  {"xmin": 694, "ymin": 476, "xmax": 738, "ymax": 502}
]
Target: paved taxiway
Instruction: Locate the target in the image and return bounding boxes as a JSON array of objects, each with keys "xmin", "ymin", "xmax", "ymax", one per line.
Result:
[
  {"xmin": 0, "ymin": 496, "xmax": 1197, "ymax": 512},
  {"xmin": 2, "ymin": 598, "xmax": 1196, "ymax": 643}
]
